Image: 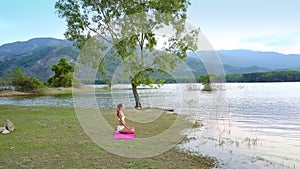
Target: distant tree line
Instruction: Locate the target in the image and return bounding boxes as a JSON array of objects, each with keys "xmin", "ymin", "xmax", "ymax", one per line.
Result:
[
  {"xmin": 90, "ymin": 71, "xmax": 300, "ymax": 84},
  {"xmin": 6, "ymin": 67, "xmax": 45, "ymax": 93},
  {"xmin": 2, "ymin": 61, "xmax": 299, "ymax": 94},
  {"xmin": 90, "ymin": 76, "xmax": 198, "ymax": 85},
  {"xmin": 0, "ymin": 57, "xmax": 76, "ymax": 93},
  {"xmin": 226, "ymin": 71, "xmax": 300, "ymax": 82}
]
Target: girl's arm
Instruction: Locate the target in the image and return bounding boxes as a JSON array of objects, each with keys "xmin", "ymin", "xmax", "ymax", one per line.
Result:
[
  {"xmin": 120, "ymin": 119, "xmax": 131, "ymax": 129},
  {"xmin": 118, "ymin": 113, "xmax": 131, "ymax": 129}
]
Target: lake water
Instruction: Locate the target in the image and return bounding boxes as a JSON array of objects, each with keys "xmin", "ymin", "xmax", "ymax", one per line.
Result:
[{"xmin": 1, "ymin": 83, "xmax": 299, "ymax": 168}]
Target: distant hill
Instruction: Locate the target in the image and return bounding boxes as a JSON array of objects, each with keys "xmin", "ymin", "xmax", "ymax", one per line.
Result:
[
  {"xmin": 218, "ymin": 49, "xmax": 300, "ymax": 69},
  {"xmin": 184, "ymin": 56, "xmax": 271, "ymax": 75},
  {"xmin": 0, "ymin": 38, "xmax": 79, "ymax": 81},
  {"xmin": 0, "ymin": 38, "xmax": 300, "ymax": 81}
]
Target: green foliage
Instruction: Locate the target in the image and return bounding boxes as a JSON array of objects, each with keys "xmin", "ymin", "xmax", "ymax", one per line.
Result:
[
  {"xmin": 199, "ymin": 74, "xmax": 215, "ymax": 84},
  {"xmin": 199, "ymin": 74, "xmax": 215, "ymax": 91},
  {"xmin": 9, "ymin": 67, "xmax": 45, "ymax": 93},
  {"xmin": 226, "ymin": 71, "xmax": 300, "ymax": 82},
  {"xmin": 55, "ymin": 0, "xmax": 199, "ymax": 108},
  {"xmin": 202, "ymin": 83, "xmax": 213, "ymax": 91},
  {"xmin": 0, "ymin": 77, "xmax": 9, "ymax": 86},
  {"xmin": 47, "ymin": 58, "xmax": 75, "ymax": 87}
]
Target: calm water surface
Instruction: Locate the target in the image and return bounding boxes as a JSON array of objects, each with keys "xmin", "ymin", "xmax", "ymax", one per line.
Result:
[
  {"xmin": 1, "ymin": 83, "xmax": 299, "ymax": 168},
  {"xmin": 179, "ymin": 83, "xmax": 300, "ymax": 169}
]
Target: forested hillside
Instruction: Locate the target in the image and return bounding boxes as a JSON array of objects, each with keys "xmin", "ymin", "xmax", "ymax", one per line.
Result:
[{"xmin": 1, "ymin": 38, "xmax": 300, "ymax": 82}]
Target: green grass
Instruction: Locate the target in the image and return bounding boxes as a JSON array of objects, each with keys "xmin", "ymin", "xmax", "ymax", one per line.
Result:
[
  {"xmin": 0, "ymin": 105, "xmax": 215, "ymax": 169},
  {"xmin": 0, "ymin": 86, "xmax": 122, "ymax": 97},
  {"xmin": 44, "ymin": 86, "xmax": 111, "ymax": 95}
]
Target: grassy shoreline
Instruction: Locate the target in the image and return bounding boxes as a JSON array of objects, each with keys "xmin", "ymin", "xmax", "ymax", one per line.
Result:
[
  {"xmin": 0, "ymin": 105, "xmax": 216, "ymax": 168},
  {"xmin": 0, "ymin": 86, "xmax": 110, "ymax": 97}
]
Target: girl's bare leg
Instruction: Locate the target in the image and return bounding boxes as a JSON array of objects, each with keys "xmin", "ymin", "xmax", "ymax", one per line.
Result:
[{"xmin": 120, "ymin": 127, "xmax": 134, "ymax": 134}]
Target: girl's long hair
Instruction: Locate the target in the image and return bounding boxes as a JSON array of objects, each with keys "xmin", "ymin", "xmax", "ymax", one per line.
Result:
[{"xmin": 117, "ymin": 103, "xmax": 124, "ymax": 115}]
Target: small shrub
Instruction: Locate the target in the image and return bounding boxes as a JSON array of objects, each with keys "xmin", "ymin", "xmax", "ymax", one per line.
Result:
[
  {"xmin": 202, "ymin": 83, "xmax": 213, "ymax": 91},
  {"xmin": 9, "ymin": 67, "xmax": 45, "ymax": 93}
]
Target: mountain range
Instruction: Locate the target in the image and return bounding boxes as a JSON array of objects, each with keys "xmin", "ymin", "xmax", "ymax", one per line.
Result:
[
  {"xmin": 0, "ymin": 38, "xmax": 78, "ymax": 81},
  {"xmin": 0, "ymin": 38, "xmax": 300, "ymax": 81}
]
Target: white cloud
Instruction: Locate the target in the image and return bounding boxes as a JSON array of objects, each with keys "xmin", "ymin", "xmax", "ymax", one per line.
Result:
[
  {"xmin": 202, "ymin": 30, "xmax": 300, "ymax": 54},
  {"xmin": 240, "ymin": 35, "xmax": 297, "ymax": 47},
  {"xmin": 237, "ymin": 33, "xmax": 300, "ymax": 54}
]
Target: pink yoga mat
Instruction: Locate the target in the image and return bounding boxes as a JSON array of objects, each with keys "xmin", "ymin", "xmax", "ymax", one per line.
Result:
[{"xmin": 113, "ymin": 127, "xmax": 135, "ymax": 140}]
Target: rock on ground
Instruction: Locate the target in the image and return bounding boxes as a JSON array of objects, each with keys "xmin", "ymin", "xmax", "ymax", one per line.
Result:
[{"xmin": 5, "ymin": 119, "xmax": 14, "ymax": 132}]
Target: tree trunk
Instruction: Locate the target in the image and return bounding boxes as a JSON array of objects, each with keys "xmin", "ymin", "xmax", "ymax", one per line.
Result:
[{"xmin": 131, "ymin": 83, "xmax": 142, "ymax": 109}]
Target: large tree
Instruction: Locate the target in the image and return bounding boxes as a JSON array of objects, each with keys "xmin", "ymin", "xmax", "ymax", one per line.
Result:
[
  {"xmin": 48, "ymin": 57, "xmax": 75, "ymax": 87},
  {"xmin": 55, "ymin": 0, "xmax": 198, "ymax": 108}
]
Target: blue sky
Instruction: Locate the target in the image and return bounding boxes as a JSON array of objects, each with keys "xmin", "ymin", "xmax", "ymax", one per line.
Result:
[{"xmin": 0, "ymin": 0, "xmax": 299, "ymax": 54}]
